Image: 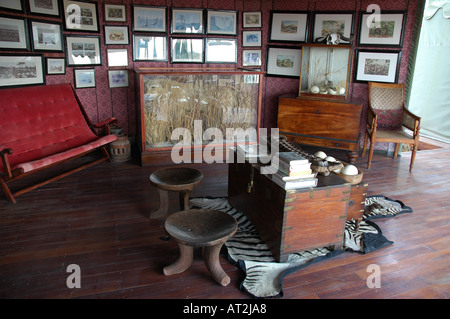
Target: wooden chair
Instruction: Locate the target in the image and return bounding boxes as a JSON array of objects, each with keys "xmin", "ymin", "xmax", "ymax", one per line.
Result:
[{"xmin": 362, "ymin": 82, "xmax": 421, "ymax": 172}]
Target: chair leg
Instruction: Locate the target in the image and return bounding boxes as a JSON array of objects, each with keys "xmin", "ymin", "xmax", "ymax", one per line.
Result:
[
  {"xmin": 362, "ymin": 133, "xmax": 368, "ymax": 157},
  {"xmin": 0, "ymin": 177, "xmax": 16, "ymax": 204},
  {"xmin": 409, "ymin": 144, "xmax": 418, "ymax": 172},
  {"xmin": 150, "ymin": 188, "xmax": 169, "ymax": 219},
  {"xmin": 163, "ymin": 243, "xmax": 194, "ymax": 275},
  {"xmin": 394, "ymin": 143, "xmax": 400, "ymax": 158},
  {"xmin": 179, "ymin": 191, "xmax": 191, "ymax": 211},
  {"xmin": 203, "ymin": 242, "xmax": 230, "ymax": 286},
  {"xmin": 367, "ymin": 144, "xmax": 375, "ymax": 169}
]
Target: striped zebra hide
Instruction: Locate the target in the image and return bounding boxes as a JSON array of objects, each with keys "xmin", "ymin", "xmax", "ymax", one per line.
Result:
[{"xmin": 190, "ymin": 195, "xmax": 412, "ymax": 298}]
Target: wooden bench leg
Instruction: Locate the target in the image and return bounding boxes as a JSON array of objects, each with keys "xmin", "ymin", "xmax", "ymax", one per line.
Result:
[
  {"xmin": 163, "ymin": 243, "xmax": 193, "ymax": 276},
  {"xmin": 203, "ymin": 242, "xmax": 230, "ymax": 286},
  {"xmin": 0, "ymin": 177, "xmax": 16, "ymax": 204}
]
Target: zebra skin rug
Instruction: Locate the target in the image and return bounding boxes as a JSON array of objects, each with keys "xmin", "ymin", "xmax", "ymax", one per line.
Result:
[{"xmin": 190, "ymin": 195, "xmax": 413, "ymax": 298}]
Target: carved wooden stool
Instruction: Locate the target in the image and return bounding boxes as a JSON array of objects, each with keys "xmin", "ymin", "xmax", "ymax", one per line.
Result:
[
  {"xmin": 163, "ymin": 209, "xmax": 238, "ymax": 286},
  {"xmin": 149, "ymin": 167, "xmax": 203, "ymax": 219}
]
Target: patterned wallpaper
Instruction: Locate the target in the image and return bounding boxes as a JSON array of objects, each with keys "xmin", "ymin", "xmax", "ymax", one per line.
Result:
[{"xmin": 0, "ymin": 0, "xmax": 418, "ymax": 150}]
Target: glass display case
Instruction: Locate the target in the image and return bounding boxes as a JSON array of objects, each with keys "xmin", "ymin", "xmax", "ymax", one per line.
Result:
[
  {"xmin": 135, "ymin": 67, "xmax": 264, "ymax": 165},
  {"xmin": 298, "ymin": 44, "xmax": 352, "ymax": 101}
]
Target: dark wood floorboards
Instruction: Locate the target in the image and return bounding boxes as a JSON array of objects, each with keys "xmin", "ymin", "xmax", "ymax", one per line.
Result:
[{"xmin": 0, "ymin": 145, "xmax": 449, "ymax": 299}]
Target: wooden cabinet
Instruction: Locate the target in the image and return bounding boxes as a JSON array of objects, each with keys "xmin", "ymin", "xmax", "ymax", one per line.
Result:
[
  {"xmin": 277, "ymin": 96, "xmax": 363, "ymax": 163},
  {"xmin": 228, "ymin": 158, "xmax": 352, "ymax": 262},
  {"xmin": 135, "ymin": 68, "xmax": 264, "ymax": 166}
]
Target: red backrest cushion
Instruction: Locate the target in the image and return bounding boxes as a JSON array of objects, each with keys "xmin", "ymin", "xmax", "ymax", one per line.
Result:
[{"xmin": 0, "ymin": 84, "xmax": 98, "ymax": 170}]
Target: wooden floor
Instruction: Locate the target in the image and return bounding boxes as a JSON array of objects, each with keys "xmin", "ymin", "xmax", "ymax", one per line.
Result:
[{"xmin": 0, "ymin": 144, "xmax": 449, "ymax": 299}]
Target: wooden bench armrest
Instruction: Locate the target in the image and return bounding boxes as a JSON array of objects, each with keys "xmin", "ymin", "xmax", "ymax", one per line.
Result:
[
  {"xmin": 0, "ymin": 148, "xmax": 13, "ymax": 178},
  {"xmin": 93, "ymin": 117, "xmax": 118, "ymax": 135}
]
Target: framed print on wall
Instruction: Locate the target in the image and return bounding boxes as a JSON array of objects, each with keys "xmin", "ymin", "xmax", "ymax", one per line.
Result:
[
  {"xmin": 171, "ymin": 38, "xmax": 204, "ymax": 63},
  {"xmin": 104, "ymin": 3, "xmax": 127, "ymax": 22},
  {"xmin": 28, "ymin": 0, "xmax": 60, "ymax": 17},
  {"xmin": 63, "ymin": 0, "xmax": 99, "ymax": 32},
  {"xmin": 312, "ymin": 12, "xmax": 355, "ymax": 44},
  {"xmin": 46, "ymin": 57, "xmax": 65, "ymax": 75},
  {"xmin": 0, "ymin": 0, "xmax": 24, "ymax": 13},
  {"xmin": 243, "ymin": 12, "xmax": 261, "ymax": 28},
  {"xmin": 242, "ymin": 31, "xmax": 261, "ymax": 47},
  {"xmin": 104, "ymin": 26, "xmax": 129, "ymax": 45},
  {"xmin": 205, "ymin": 38, "xmax": 237, "ymax": 63},
  {"xmin": 358, "ymin": 11, "xmax": 407, "ymax": 47},
  {"xmin": 30, "ymin": 20, "xmax": 63, "ymax": 52},
  {"xmin": 206, "ymin": 10, "xmax": 237, "ymax": 35},
  {"xmin": 133, "ymin": 5, "xmax": 167, "ymax": 33},
  {"xmin": 0, "ymin": 16, "xmax": 29, "ymax": 50},
  {"xmin": 171, "ymin": 8, "xmax": 204, "ymax": 34},
  {"xmin": 0, "ymin": 55, "xmax": 45, "ymax": 88},
  {"xmin": 266, "ymin": 45, "xmax": 302, "ymax": 78},
  {"xmin": 65, "ymin": 35, "xmax": 102, "ymax": 66},
  {"xmin": 133, "ymin": 35, "xmax": 167, "ymax": 61},
  {"xmin": 74, "ymin": 68, "xmax": 96, "ymax": 88},
  {"xmin": 108, "ymin": 70, "xmax": 128, "ymax": 88},
  {"xmin": 107, "ymin": 48, "xmax": 128, "ymax": 67},
  {"xmin": 355, "ymin": 49, "xmax": 402, "ymax": 83},
  {"xmin": 243, "ymin": 49, "xmax": 262, "ymax": 67},
  {"xmin": 269, "ymin": 11, "xmax": 309, "ymax": 43}
]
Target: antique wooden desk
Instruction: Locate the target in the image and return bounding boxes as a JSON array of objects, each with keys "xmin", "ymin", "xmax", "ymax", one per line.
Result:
[{"xmin": 228, "ymin": 157, "xmax": 364, "ymax": 262}]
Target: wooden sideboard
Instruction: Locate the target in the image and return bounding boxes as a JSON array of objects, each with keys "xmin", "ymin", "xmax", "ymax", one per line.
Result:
[{"xmin": 277, "ymin": 96, "xmax": 363, "ymax": 163}]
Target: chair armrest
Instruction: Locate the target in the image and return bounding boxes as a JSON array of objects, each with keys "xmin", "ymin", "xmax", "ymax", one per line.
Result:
[
  {"xmin": 0, "ymin": 148, "xmax": 13, "ymax": 178},
  {"xmin": 402, "ymin": 106, "xmax": 421, "ymax": 134},
  {"xmin": 93, "ymin": 117, "xmax": 118, "ymax": 135},
  {"xmin": 367, "ymin": 105, "xmax": 378, "ymax": 132}
]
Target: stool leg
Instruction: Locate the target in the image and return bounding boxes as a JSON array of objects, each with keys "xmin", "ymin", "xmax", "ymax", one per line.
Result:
[
  {"xmin": 150, "ymin": 188, "xmax": 169, "ymax": 219},
  {"xmin": 179, "ymin": 191, "xmax": 190, "ymax": 211},
  {"xmin": 163, "ymin": 243, "xmax": 193, "ymax": 276},
  {"xmin": 203, "ymin": 243, "xmax": 230, "ymax": 286}
]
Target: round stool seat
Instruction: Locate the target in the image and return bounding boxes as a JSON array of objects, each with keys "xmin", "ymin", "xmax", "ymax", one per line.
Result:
[
  {"xmin": 150, "ymin": 167, "xmax": 203, "ymax": 192},
  {"xmin": 165, "ymin": 209, "xmax": 238, "ymax": 247}
]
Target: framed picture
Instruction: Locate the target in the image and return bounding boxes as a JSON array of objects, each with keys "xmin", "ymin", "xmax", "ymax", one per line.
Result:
[
  {"xmin": 206, "ymin": 10, "xmax": 237, "ymax": 35},
  {"xmin": 266, "ymin": 45, "xmax": 302, "ymax": 78},
  {"xmin": 28, "ymin": 0, "xmax": 60, "ymax": 17},
  {"xmin": 74, "ymin": 68, "xmax": 96, "ymax": 88},
  {"xmin": 242, "ymin": 49, "xmax": 262, "ymax": 67},
  {"xmin": 133, "ymin": 35, "xmax": 167, "ymax": 61},
  {"xmin": 269, "ymin": 11, "xmax": 309, "ymax": 43},
  {"xmin": 312, "ymin": 12, "xmax": 355, "ymax": 43},
  {"xmin": 133, "ymin": 5, "xmax": 167, "ymax": 33},
  {"xmin": 0, "ymin": 0, "xmax": 24, "ymax": 13},
  {"xmin": 0, "ymin": 16, "xmax": 29, "ymax": 50},
  {"xmin": 355, "ymin": 50, "xmax": 402, "ymax": 83},
  {"xmin": 242, "ymin": 31, "xmax": 261, "ymax": 47},
  {"xmin": 108, "ymin": 70, "xmax": 128, "ymax": 88},
  {"xmin": 171, "ymin": 8, "xmax": 204, "ymax": 34},
  {"xmin": 65, "ymin": 35, "xmax": 102, "ymax": 66},
  {"xmin": 358, "ymin": 11, "xmax": 407, "ymax": 47},
  {"xmin": 107, "ymin": 48, "xmax": 128, "ymax": 67},
  {"xmin": 104, "ymin": 26, "xmax": 129, "ymax": 45},
  {"xmin": 30, "ymin": 20, "xmax": 63, "ymax": 52},
  {"xmin": 0, "ymin": 55, "xmax": 45, "ymax": 88},
  {"xmin": 63, "ymin": 0, "xmax": 99, "ymax": 32},
  {"xmin": 243, "ymin": 12, "xmax": 261, "ymax": 28},
  {"xmin": 171, "ymin": 38, "xmax": 204, "ymax": 63},
  {"xmin": 205, "ymin": 38, "xmax": 237, "ymax": 63},
  {"xmin": 104, "ymin": 3, "xmax": 127, "ymax": 22},
  {"xmin": 46, "ymin": 57, "xmax": 65, "ymax": 74}
]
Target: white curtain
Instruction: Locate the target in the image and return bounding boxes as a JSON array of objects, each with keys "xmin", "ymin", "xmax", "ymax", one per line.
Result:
[{"xmin": 408, "ymin": 0, "xmax": 450, "ymax": 143}]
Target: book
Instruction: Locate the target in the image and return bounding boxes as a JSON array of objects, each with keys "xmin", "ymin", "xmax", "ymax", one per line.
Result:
[
  {"xmin": 236, "ymin": 144, "xmax": 272, "ymax": 162},
  {"xmin": 278, "ymin": 160, "xmax": 311, "ymax": 176},
  {"xmin": 270, "ymin": 173, "xmax": 317, "ymax": 189},
  {"xmin": 278, "ymin": 152, "xmax": 309, "ymax": 165}
]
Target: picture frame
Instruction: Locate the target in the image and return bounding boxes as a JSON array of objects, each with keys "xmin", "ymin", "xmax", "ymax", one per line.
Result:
[
  {"xmin": 0, "ymin": 54, "xmax": 45, "ymax": 88},
  {"xmin": 108, "ymin": 69, "xmax": 128, "ymax": 88},
  {"xmin": 107, "ymin": 48, "xmax": 128, "ymax": 67},
  {"xmin": 133, "ymin": 35, "xmax": 167, "ymax": 61},
  {"xmin": 28, "ymin": 0, "xmax": 60, "ymax": 17},
  {"xmin": 358, "ymin": 11, "xmax": 407, "ymax": 47},
  {"xmin": 206, "ymin": 10, "xmax": 237, "ymax": 35},
  {"xmin": 242, "ymin": 30, "xmax": 262, "ymax": 47},
  {"xmin": 63, "ymin": 0, "xmax": 99, "ymax": 32},
  {"xmin": 354, "ymin": 49, "xmax": 402, "ymax": 83},
  {"xmin": 243, "ymin": 12, "xmax": 262, "ymax": 28},
  {"xmin": 266, "ymin": 45, "xmax": 302, "ymax": 78},
  {"xmin": 30, "ymin": 20, "xmax": 63, "ymax": 52},
  {"xmin": 205, "ymin": 38, "xmax": 237, "ymax": 63},
  {"xmin": 65, "ymin": 35, "xmax": 102, "ymax": 66},
  {"xmin": 170, "ymin": 37, "xmax": 204, "ymax": 63},
  {"xmin": 133, "ymin": 5, "xmax": 167, "ymax": 33},
  {"xmin": 74, "ymin": 68, "xmax": 96, "ymax": 88},
  {"xmin": 269, "ymin": 11, "xmax": 309, "ymax": 43},
  {"xmin": 46, "ymin": 57, "xmax": 65, "ymax": 75},
  {"xmin": 171, "ymin": 8, "xmax": 204, "ymax": 34},
  {"xmin": 242, "ymin": 49, "xmax": 262, "ymax": 67},
  {"xmin": 104, "ymin": 25, "xmax": 129, "ymax": 45},
  {"xmin": 0, "ymin": 15, "xmax": 29, "ymax": 51},
  {"xmin": 312, "ymin": 11, "xmax": 355, "ymax": 44},
  {"xmin": 104, "ymin": 3, "xmax": 127, "ymax": 22},
  {"xmin": 0, "ymin": 0, "xmax": 24, "ymax": 13}
]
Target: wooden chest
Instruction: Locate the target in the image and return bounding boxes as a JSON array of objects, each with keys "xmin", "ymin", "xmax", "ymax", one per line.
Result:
[{"xmin": 228, "ymin": 160, "xmax": 352, "ymax": 262}]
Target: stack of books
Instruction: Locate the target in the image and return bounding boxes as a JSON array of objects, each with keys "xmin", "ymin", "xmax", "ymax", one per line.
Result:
[
  {"xmin": 235, "ymin": 144, "xmax": 272, "ymax": 163},
  {"xmin": 271, "ymin": 152, "xmax": 318, "ymax": 189}
]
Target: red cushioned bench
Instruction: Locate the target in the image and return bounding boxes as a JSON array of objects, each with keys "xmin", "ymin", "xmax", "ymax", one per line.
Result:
[{"xmin": 0, "ymin": 84, "xmax": 118, "ymax": 203}]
